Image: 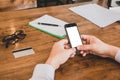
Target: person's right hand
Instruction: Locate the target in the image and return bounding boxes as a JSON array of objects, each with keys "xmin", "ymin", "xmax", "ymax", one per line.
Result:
[
  {"xmin": 45, "ymin": 39, "xmax": 76, "ymax": 70},
  {"xmin": 77, "ymin": 35, "xmax": 119, "ymax": 59}
]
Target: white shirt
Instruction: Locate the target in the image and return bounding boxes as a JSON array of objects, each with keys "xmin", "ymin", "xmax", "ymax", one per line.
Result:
[
  {"xmin": 30, "ymin": 50, "xmax": 120, "ymax": 80},
  {"xmin": 30, "ymin": 64, "xmax": 55, "ymax": 80},
  {"xmin": 115, "ymin": 50, "xmax": 120, "ymax": 63}
]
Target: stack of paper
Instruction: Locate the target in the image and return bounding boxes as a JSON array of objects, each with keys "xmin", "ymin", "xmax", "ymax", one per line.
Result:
[
  {"xmin": 110, "ymin": 7, "xmax": 120, "ymax": 21},
  {"xmin": 69, "ymin": 4, "xmax": 120, "ymax": 28},
  {"xmin": 110, "ymin": 7, "xmax": 120, "ymax": 14},
  {"xmin": 29, "ymin": 15, "xmax": 67, "ymax": 39}
]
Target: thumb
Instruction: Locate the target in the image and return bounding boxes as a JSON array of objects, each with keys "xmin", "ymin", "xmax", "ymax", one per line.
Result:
[
  {"xmin": 79, "ymin": 45, "xmax": 92, "ymax": 51},
  {"xmin": 66, "ymin": 48, "xmax": 76, "ymax": 56}
]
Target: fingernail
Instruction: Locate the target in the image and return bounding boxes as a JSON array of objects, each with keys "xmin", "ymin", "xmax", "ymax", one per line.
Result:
[
  {"xmin": 77, "ymin": 46, "xmax": 80, "ymax": 50},
  {"xmin": 80, "ymin": 51, "xmax": 83, "ymax": 54},
  {"xmin": 83, "ymin": 53, "xmax": 86, "ymax": 57},
  {"xmin": 73, "ymin": 48, "xmax": 76, "ymax": 51}
]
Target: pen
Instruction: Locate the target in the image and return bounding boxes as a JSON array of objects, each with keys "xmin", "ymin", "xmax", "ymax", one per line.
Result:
[{"xmin": 38, "ymin": 22, "xmax": 59, "ymax": 27}]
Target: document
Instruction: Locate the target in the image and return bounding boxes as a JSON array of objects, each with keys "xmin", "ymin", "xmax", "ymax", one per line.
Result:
[
  {"xmin": 110, "ymin": 7, "xmax": 120, "ymax": 14},
  {"xmin": 110, "ymin": 7, "xmax": 120, "ymax": 21},
  {"xmin": 29, "ymin": 15, "xmax": 67, "ymax": 39},
  {"xmin": 69, "ymin": 4, "xmax": 120, "ymax": 28}
]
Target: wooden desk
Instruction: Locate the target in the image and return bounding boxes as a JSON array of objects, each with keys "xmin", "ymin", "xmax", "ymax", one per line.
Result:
[{"xmin": 0, "ymin": 1, "xmax": 120, "ymax": 80}]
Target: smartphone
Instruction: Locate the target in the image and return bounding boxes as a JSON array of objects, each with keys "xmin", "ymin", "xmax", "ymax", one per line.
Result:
[{"xmin": 64, "ymin": 23, "xmax": 82, "ymax": 51}]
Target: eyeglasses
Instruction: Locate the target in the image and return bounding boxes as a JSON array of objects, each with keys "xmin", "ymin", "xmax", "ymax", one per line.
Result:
[{"xmin": 2, "ymin": 30, "xmax": 26, "ymax": 48}]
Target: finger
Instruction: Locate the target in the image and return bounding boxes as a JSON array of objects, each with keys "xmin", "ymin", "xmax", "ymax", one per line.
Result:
[
  {"xmin": 78, "ymin": 45, "xmax": 92, "ymax": 51},
  {"xmin": 83, "ymin": 41, "xmax": 87, "ymax": 45},
  {"xmin": 81, "ymin": 34, "xmax": 88, "ymax": 40},
  {"xmin": 77, "ymin": 46, "xmax": 81, "ymax": 50},
  {"xmin": 80, "ymin": 50, "xmax": 84, "ymax": 54},
  {"xmin": 81, "ymin": 35, "xmax": 93, "ymax": 44},
  {"xmin": 58, "ymin": 39, "xmax": 68, "ymax": 45},
  {"xmin": 80, "ymin": 50, "xmax": 88, "ymax": 56},
  {"xmin": 65, "ymin": 45, "xmax": 70, "ymax": 49},
  {"xmin": 67, "ymin": 48, "xmax": 76, "ymax": 56},
  {"xmin": 81, "ymin": 35, "xmax": 91, "ymax": 40},
  {"xmin": 89, "ymin": 51, "xmax": 93, "ymax": 54},
  {"xmin": 83, "ymin": 53, "xmax": 87, "ymax": 57},
  {"xmin": 70, "ymin": 53, "xmax": 76, "ymax": 58},
  {"xmin": 56, "ymin": 39, "xmax": 68, "ymax": 49}
]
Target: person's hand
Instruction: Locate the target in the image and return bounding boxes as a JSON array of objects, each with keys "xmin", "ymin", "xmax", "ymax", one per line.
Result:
[
  {"xmin": 45, "ymin": 39, "xmax": 76, "ymax": 70},
  {"xmin": 78, "ymin": 35, "xmax": 119, "ymax": 59}
]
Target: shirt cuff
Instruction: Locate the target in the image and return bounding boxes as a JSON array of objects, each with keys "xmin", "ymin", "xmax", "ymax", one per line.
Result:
[
  {"xmin": 30, "ymin": 64, "xmax": 55, "ymax": 80},
  {"xmin": 115, "ymin": 50, "xmax": 120, "ymax": 63}
]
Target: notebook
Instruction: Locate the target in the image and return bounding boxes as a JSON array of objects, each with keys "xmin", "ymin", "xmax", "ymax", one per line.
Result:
[
  {"xmin": 29, "ymin": 15, "xmax": 68, "ymax": 39},
  {"xmin": 108, "ymin": 0, "xmax": 120, "ymax": 21},
  {"xmin": 69, "ymin": 4, "xmax": 120, "ymax": 28}
]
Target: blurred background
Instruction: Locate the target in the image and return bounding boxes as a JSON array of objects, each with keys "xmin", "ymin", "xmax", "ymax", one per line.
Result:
[{"xmin": 0, "ymin": 0, "xmax": 93, "ymax": 12}]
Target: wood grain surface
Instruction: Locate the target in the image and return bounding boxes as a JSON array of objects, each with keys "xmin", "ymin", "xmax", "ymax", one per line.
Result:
[
  {"xmin": 0, "ymin": 0, "xmax": 91, "ymax": 12},
  {"xmin": 0, "ymin": 0, "xmax": 36, "ymax": 11},
  {"xmin": 0, "ymin": 1, "xmax": 120, "ymax": 80}
]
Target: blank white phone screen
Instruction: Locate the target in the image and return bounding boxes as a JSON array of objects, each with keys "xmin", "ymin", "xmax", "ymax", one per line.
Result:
[{"xmin": 66, "ymin": 26, "xmax": 82, "ymax": 48}]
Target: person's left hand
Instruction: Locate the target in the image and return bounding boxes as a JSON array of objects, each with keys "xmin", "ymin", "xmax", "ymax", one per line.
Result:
[{"xmin": 45, "ymin": 39, "xmax": 76, "ymax": 70}]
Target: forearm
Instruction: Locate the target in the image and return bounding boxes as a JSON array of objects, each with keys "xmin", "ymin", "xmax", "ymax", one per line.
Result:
[
  {"xmin": 30, "ymin": 64, "xmax": 55, "ymax": 80},
  {"xmin": 107, "ymin": 45, "xmax": 120, "ymax": 63},
  {"xmin": 108, "ymin": 45, "xmax": 120, "ymax": 59}
]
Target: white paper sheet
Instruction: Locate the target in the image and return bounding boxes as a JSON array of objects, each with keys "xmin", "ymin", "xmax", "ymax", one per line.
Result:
[
  {"xmin": 110, "ymin": 7, "xmax": 120, "ymax": 14},
  {"xmin": 69, "ymin": 4, "xmax": 120, "ymax": 28}
]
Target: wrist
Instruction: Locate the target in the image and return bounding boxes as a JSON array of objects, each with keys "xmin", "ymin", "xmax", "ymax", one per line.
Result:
[
  {"xmin": 45, "ymin": 58, "xmax": 60, "ymax": 70},
  {"xmin": 108, "ymin": 45, "xmax": 120, "ymax": 59}
]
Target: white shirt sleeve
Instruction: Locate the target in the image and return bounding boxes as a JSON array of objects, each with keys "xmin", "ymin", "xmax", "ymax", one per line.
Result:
[
  {"xmin": 115, "ymin": 50, "xmax": 120, "ymax": 63},
  {"xmin": 30, "ymin": 64, "xmax": 55, "ymax": 80}
]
